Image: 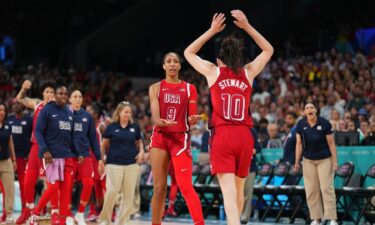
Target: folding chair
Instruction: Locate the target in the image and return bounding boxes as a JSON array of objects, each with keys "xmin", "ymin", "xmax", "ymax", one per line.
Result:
[
  {"xmin": 274, "ymin": 162, "xmax": 304, "ymax": 222},
  {"xmin": 342, "ymin": 163, "xmax": 375, "ymax": 225},
  {"xmin": 251, "ymin": 162, "xmax": 274, "ymax": 219},
  {"xmin": 333, "ymin": 161, "xmax": 356, "ymax": 224},
  {"xmin": 259, "ymin": 161, "xmax": 291, "ymax": 221}
]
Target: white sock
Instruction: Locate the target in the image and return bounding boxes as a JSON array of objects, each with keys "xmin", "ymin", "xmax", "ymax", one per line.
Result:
[{"xmin": 26, "ymin": 203, "xmax": 35, "ymax": 209}]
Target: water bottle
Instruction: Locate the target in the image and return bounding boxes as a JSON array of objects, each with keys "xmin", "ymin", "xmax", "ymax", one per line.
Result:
[{"xmin": 219, "ymin": 205, "xmax": 225, "ymax": 221}]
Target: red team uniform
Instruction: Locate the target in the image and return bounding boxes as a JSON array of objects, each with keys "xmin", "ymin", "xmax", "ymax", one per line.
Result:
[
  {"xmin": 150, "ymin": 80, "xmax": 196, "ymax": 156},
  {"xmin": 209, "ymin": 67, "xmax": 254, "ymax": 177},
  {"xmin": 19, "ymin": 101, "xmax": 58, "ymax": 224},
  {"xmin": 27, "ymin": 102, "xmax": 45, "ymax": 175},
  {"xmin": 150, "ymin": 79, "xmax": 204, "ymax": 224}
]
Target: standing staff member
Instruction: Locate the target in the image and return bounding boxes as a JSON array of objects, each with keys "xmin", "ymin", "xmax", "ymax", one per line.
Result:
[
  {"xmin": 0, "ymin": 103, "xmax": 16, "ymax": 223},
  {"xmin": 294, "ymin": 101, "xmax": 338, "ymax": 225},
  {"xmin": 8, "ymin": 100, "xmax": 32, "ymax": 220},
  {"xmin": 98, "ymin": 101, "xmax": 143, "ymax": 225}
]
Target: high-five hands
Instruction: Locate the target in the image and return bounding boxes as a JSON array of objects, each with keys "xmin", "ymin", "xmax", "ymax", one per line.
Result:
[
  {"xmin": 210, "ymin": 13, "xmax": 226, "ymax": 34},
  {"xmin": 231, "ymin": 9, "xmax": 250, "ymax": 29}
]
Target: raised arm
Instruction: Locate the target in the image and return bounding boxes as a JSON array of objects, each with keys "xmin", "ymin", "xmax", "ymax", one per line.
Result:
[
  {"xmin": 16, "ymin": 80, "xmax": 41, "ymax": 110},
  {"xmin": 231, "ymin": 10, "xmax": 274, "ymax": 81},
  {"xmin": 184, "ymin": 13, "xmax": 226, "ymax": 86}
]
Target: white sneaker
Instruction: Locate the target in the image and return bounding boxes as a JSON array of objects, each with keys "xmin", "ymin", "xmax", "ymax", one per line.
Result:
[
  {"xmin": 75, "ymin": 213, "xmax": 87, "ymax": 225},
  {"xmin": 329, "ymin": 220, "xmax": 338, "ymax": 225},
  {"xmin": 98, "ymin": 221, "xmax": 108, "ymax": 225},
  {"xmin": 3, "ymin": 216, "xmax": 14, "ymax": 224},
  {"xmin": 66, "ymin": 216, "xmax": 75, "ymax": 225},
  {"xmin": 311, "ymin": 220, "xmax": 322, "ymax": 225}
]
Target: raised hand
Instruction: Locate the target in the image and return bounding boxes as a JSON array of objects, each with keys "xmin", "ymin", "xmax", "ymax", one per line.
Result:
[
  {"xmin": 231, "ymin": 9, "xmax": 250, "ymax": 29},
  {"xmin": 22, "ymin": 80, "xmax": 32, "ymax": 90},
  {"xmin": 210, "ymin": 13, "xmax": 226, "ymax": 34}
]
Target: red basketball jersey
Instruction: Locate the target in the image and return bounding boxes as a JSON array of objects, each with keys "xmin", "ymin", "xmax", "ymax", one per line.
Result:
[
  {"xmin": 154, "ymin": 80, "xmax": 196, "ymax": 133},
  {"xmin": 209, "ymin": 67, "xmax": 253, "ymax": 128},
  {"xmin": 31, "ymin": 101, "xmax": 45, "ymax": 144}
]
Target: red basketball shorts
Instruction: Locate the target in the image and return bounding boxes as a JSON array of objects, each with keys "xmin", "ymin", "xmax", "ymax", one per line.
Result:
[
  {"xmin": 210, "ymin": 126, "xmax": 254, "ymax": 178},
  {"xmin": 149, "ymin": 131, "xmax": 191, "ymax": 157}
]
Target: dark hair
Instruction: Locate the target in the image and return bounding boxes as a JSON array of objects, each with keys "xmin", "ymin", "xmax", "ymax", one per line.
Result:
[
  {"xmin": 40, "ymin": 80, "xmax": 55, "ymax": 97},
  {"xmin": 162, "ymin": 52, "xmax": 181, "ymax": 64},
  {"xmin": 89, "ymin": 102, "xmax": 104, "ymax": 119},
  {"xmin": 286, "ymin": 111, "xmax": 298, "ymax": 119},
  {"xmin": 55, "ymin": 77, "xmax": 67, "ymax": 91},
  {"xmin": 303, "ymin": 99, "xmax": 318, "ymax": 109},
  {"xmin": 217, "ymin": 34, "xmax": 244, "ymax": 75},
  {"xmin": 0, "ymin": 103, "xmax": 8, "ymax": 121},
  {"xmin": 303, "ymin": 98, "xmax": 320, "ymax": 115},
  {"xmin": 69, "ymin": 89, "xmax": 84, "ymax": 97}
]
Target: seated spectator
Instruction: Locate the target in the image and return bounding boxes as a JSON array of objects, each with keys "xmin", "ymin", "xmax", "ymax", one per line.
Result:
[
  {"xmin": 347, "ymin": 120, "xmax": 357, "ymax": 132},
  {"xmin": 337, "ymin": 119, "xmax": 347, "ymax": 132},
  {"xmin": 263, "ymin": 123, "xmax": 283, "ymax": 148},
  {"xmin": 362, "ymin": 121, "xmax": 375, "ymax": 145},
  {"xmin": 358, "ymin": 108, "xmax": 368, "ymax": 123},
  {"xmin": 330, "ymin": 109, "xmax": 341, "ymax": 130},
  {"xmin": 358, "ymin": 120, "xmax": 370, "ymax": 142}
]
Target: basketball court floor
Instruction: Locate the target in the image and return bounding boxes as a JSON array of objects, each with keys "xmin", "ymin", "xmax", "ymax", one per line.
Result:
[{"xmin": 34, "ymin": 215, "xmax": 306, "ymax": 225}]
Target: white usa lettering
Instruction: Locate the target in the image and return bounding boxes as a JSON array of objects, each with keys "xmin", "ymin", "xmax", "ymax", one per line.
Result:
[
  {"xmin": 59, "ymin": 121, "xmax": 71, "ymax": 131},
  {"xmin": 12, "ymin": 126, "xmax": 23, "ymax": 134},
  {"xmin": 164, "ymin": 93, "xmax": 181, "ymax": 104},
  {"xmin": 74, "ymin": 123, "xmax": 83, "ymax": 132}
]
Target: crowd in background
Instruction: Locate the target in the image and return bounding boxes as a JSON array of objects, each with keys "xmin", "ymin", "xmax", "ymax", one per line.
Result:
[{"xmin": 1, "ymin": 46, "xmax": 375, "ymax": 150}]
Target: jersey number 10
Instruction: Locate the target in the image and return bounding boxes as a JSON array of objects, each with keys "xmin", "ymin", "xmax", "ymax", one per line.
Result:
[{"xmin": 221, "ymin": 93, "xmax": 245, "ymax": 121}]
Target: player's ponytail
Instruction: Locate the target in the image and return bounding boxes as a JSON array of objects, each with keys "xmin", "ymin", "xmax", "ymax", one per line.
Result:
[{"xmin": 217, "ymin": 34, "xmax": 244, "ymax": 75}]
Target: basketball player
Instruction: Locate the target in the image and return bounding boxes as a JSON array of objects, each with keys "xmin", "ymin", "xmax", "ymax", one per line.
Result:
[
  {"xmin": 86, "ymin": 103, "xmax": 108, "ymax": 222},
  {"xmin": 16, "ymin": 80, "xmax": 59, "ymax": 225},
  {"xmin": 149, "ymin": 52, "xmax": 204, "ymax": 225},
  {"xmin": 29, "ymin": 82, "xmax": 78, "ymax": 225},
  {"xmin": 8, "ymin": 100, "xmax": 32, "ymax": 221},
  {"xmin": 184, "ymin": 10, "xmax": 273, "ymax": 225},
  {"xmin": 69, "ymin": 90, "xmax": 104, "ymax": 225}
]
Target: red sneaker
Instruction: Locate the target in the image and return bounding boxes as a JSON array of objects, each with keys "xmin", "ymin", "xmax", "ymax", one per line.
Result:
[
  {"xmin": 1, "ymin": 212, "xmax": 6, "ymax": 222},
  {"xmin": 16, "ymin": 208, "xmax": 31, "ymax": 224},
  {"xmin": 15, "ymin": 210, "xmax": 25, "ymax": 224},
  {"xmin": 51, "ymin": 212, "xmax": 60, "ymax": 225},
  {"xmin": 166, "ymin": 207, "xmax": 178, "ymax": 217}
]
